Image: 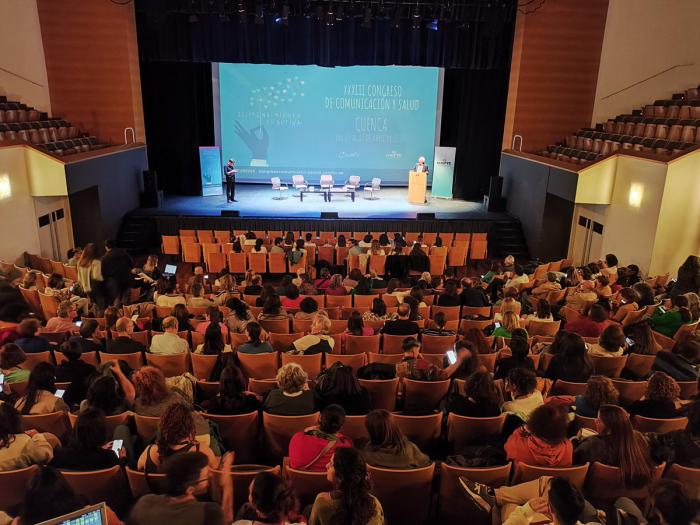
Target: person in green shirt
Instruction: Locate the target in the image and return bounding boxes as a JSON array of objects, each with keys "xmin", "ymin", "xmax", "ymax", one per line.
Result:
[
  {"xmin": 1, "ymin": 343, "xmax": 30, "ymax": 384},
  {"xmin": 309, "ymin": 447, "xmax": 384, "ymax": 525},
  {"xmin": 492, "ymin": 311, "xmax": 521, "ymax": 339},
  {"xmin": 649, "ymin": 295, "xmax": 693, "ymax": 338}
]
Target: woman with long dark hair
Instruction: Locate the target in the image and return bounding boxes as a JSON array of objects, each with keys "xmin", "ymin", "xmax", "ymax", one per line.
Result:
[
  {"xmin": 225, "ymin": 297, "xmax": 254, "ymax": 333},
  {"xmin": 316, "ymin": 365, "xmax": 371, "ymax": 415},
  {"xmin": 308, "ymin": 447, "xmax": 384, "ymax": 525},
  {"xmin": 362, "ymin": 298, "xmax": 389, "ymax": 322},
  {"xmin": 50, "ymin": 408, "xmax": 122, "ymax": 470},
  {"xmin": 0, "ymin": 403, "xmax": 54, "ymax": 472},
  {"xmin": 344, "ymin": 311, "xmax": 373, "ymax": 337},
  {"xmin": 258, "ymin": 294, "xmax": 288, "ymax": 320},
  {"xmin": 195, "ymin": 321, "xmax": 232, "ymax": 355},
  {"xmin": 574, "ymin": 404, "xmax": 656, "ymax": 488},
  {"xmin": 234, "ymin": 472, "xmax": 301, "ymax": 525},
  {"xmin": 545, "ymin": 332, "xmax": 594, "ymax": 383},
  {"xmin": 447, "ymin": 340, "xmax": 482, "ymax": 380},
  {"xmin": 15, "ymin": 362, "xmax": 68, "ymax": 415},
  {"xmin": 626, "ymin": 321, "xmax": 661, "ymax": 356},
  {"xmin": 671, "ymin": 254, "xmax": 700, "ymax": 298},
  {"xmin": 203, "ymin": 364, "xmax": 261, "ymax": 415},
  {"xmin": 446, "ymin": 370, "xmax": 501, "ymax": 417},
  {"xmin": 237, "ymin": 322, "xmax": 274, "ymax": 354},
  {"xmin": 362, "ymin": 409, "xmax": 430, "ymax": 469}
]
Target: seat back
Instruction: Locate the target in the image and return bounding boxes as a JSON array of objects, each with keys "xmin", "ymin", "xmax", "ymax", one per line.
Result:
[
  {"xmin": 262, "ymin": 412, "xmax": 320, "ymax": 460},
  {"xmin": 514, "ymin": 462, "xmax": 590, "ymax": 488},
  {"xmin": 430, "ymin": 305, "xmax": 461, "ymax": 321},
  {"xmin": 678, "ymin": 381, "xmax": 699, "ymax": 399},
  {"xmin": 292, "ymin": 175, "xmax": 306, "ymax": 187},
  {"xmin": 320, "ymin": 174, "xmax": 333, "ymax": 186},
  {"xmin": 393, "ymin": 412, "xmax": 443, "ymax": 451},
  {"xmin": 19, "ymin": 286, "xmax": 43, "ymax": 318},
  {"xmin": 145, "ymin": 352, "xmax": 189, "ymax": 377},
  {"xmin": 61, "ymin": 465, "xmax": 126, "ymax": 507},
  {"xmin": 55, "ymin": 350, "xmax": 98, "ymax": 367},
  {"xmin": 421, "ymin": 334, "xmax": 457, "ymax": 354},
  {"xmin": 367, "ymin": 463, "xmax": 435, "ymax": 525},
  {"xmin": 237, "ymin": 352, "xmax": 279, "ymax": 379},
  {"xmin": 191, "ymin": 353, "xmax": 219, "ymax": 380},
  {"xmin": 632, "ymin": 416, "xmax": 688, "ymax": 433},
  {"xmin": 590, "ymin": 354, "xmax": 628, "ymax": 377},
  {"xmin": 527, "ymin": 319, "xmax": 561, "ymax": 337},
  {"xmin": 624, "ymin": 353, "xmax": 656, "ymax": 378},
  {"xmin": 248, "ymin": 252, "xmax": 267, "ymax": 273},
  {"xmin": 212, "ymin": 465, "xmax": 281, "ymax": 513},
  {"xmin": 227, "ymin": 252, "xmax": 247, "ymax": 274},
  {"xmin": 584, "ymin": 462, "xmax": 665, "ymax": 506},
  {"xmin": 403, "ymin": 378, "xmax": 451, "ymax": 413},
  {"xmin": 134, "ymin": 414, "xmax": 161, "ymax": 443},
  {"xmin": 268, "ymin": 332, "xmax": 302, "ymax": 353},
  {"xmin": 161, "ymin": 235, "xmax": 180, "ymax": 255},
  {"xmin": 38, "ymin": 291, "xmax": 60, "ymax": 319},
  {"xmin": 280, "ymin": 352, "xmax": 322, "ymax": 379},
  {"xmin": 664, "ymin": 464, "xmax": 700, "ymax": 499},
  {"xmin": 126, "ymin": 467, "xmax": 167, "ymax": 498},
  {"xmin": 182, "ymin": 242, "xmax": 202, "ymax": 263},
  {"xmin": 550, "ymin": 380, "xmax": 588, "ymax": 396},
  {"xmin": 202, "ymin": 411, "xmax": 259, "ymax": 463},
  {"xmin": 446, "ymin": 413, "xmax": 507, "ymax": 452},
  {"xmin": 382, "ymin": 333, "xmax": 407, "ymax": 354},
  {"xmin": 99, "ymin": 351, "xmax": 143, "ymax": 370},
  {"xmin": 285, "ymin": 464, "xmax": 333, "ymax": 508},
  {"xmin": 22, "ymin": 350, "xmax": 54, "ymax": 371},
  {"xmin": 326, "ymin": 352, "xmax": 367, "ymax": 370},
  {"xmin": 0, "ymin": 465, "xmax": 39, "ymax": 512},
  {"xmin": 611, "ymin": 379, "xmax": 648, "ymax": 404},
  {"xmin": 259, "ymin": 318, "xmax": 290, "ymax": 334},
  {"xmin": 358, "ymin": 378, "xmax": 399, "ymax": 411},
  {"xmin": 346, "ymin": 334, "xmax": 380, "ymax": 355},
  {"xmin": 21, "ymin": 411, "xmax": 69, "ymax": 438},
  {"xmin": 438, "ymin": 462, "xmax": 511, "ymax": 523}
]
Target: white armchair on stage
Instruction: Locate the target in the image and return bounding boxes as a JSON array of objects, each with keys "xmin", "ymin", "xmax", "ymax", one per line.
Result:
[
  {"xmin": 344, "ymin": 175, "xmax": 361, "ymax": 192},
  {"xmin": 270, "ymin": 177, "xmax": 289, "ymax": 199},
  {"xmin": 320, "ymin": 174, "xmax": 334, "ymax": 191},
  {"xmin": 364, "ymin": 178, "xmax": 381, "ymax": 200},
  {"xmin": 292, "ymin": 175, "xmax": 308, "ymax": 192}
]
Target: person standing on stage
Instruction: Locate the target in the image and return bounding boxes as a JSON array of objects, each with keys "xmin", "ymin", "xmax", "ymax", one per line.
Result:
[
  {"xmin": 224, "ymin": 159, "xmax": 237, "ymax": 202},
  {"xmin": 414, "ymin": 156, "xmax": 430, "ymax": 176}
]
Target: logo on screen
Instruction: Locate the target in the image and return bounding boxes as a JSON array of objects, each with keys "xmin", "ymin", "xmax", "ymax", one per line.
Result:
[{"xmin": 385, "ymin": 151, "xmax": 402, "ymax": 159}]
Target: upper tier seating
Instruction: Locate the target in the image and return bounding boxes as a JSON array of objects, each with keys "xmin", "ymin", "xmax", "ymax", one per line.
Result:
[
  {"xmin": 0, "ymin": 94, "xmax": 109, "ymax": 157},
  {"xmin": 539, "ymin": 84, "xmax": 700, "ymax": 165}
]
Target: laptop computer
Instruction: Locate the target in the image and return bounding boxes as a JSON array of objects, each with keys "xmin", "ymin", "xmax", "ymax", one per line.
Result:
[
  {"xmin": 163, "ymin": 264, "xmax": 178, "ymax": 277},
  {"xmin": 37, "ymin": 502, "xmax": 108, "ymax": 525}
]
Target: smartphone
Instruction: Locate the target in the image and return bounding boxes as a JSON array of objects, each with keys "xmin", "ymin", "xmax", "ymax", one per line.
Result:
[
  {"xmin": 494, "ymin": 322, "xmax": 501, "ymax": 329},
  {"xmin": 625, "ymin": 337, "xmax": 634, "ymax": 346},
  {"xmin": 204, "ymin": 274, "xmax": 209, "ymax": 279},
  {"xmin": 131, "ymin": 313, "xmax": 139, "ymax": 322},
  {"xmin": 446, "ymin": 350, "xmax": 457, "ymax": 365},
  {"xmin": 111, "ymin": 439, "xmax": 123, "ymax": 457},
  {"xmin": 55, "ymin": 389, "xmax": 65, "ymax": 399},
  {"xmin": 0, "ymin": 373, "xmax": 4, "ymax": 386},
  {"xmin": 74, "ymin": 320, "xmax": 82, "ymax": 328}
]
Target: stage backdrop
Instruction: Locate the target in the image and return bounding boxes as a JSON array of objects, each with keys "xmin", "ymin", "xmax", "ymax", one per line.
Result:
[{"xmin": 218, "ymin": 63, "xmax": 439, "ymax": 185}]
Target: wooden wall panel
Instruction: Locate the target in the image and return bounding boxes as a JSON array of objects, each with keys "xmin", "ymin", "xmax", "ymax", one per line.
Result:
[
  {"xmin": 504, "ymin": 0, "xmax": 609, "ymax": 154},
  {"xmin": 37, "ymin": 0, "xmax": 145, "ymax": 145}
]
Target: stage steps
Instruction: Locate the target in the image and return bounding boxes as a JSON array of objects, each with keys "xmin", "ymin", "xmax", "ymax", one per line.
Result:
[
  {"xmin": 489, "ymin": 219, "xmax": 530, "ymax": 261},
  {"xmin": 116, "ymin": 216, "xmax": 160, "ymax": 255}
]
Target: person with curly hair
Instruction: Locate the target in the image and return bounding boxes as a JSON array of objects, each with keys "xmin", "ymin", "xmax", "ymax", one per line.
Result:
[
  {"xmin": 445, "ymin": 370, "xmax": 502, "ymax": 417},
  {"xmin": 263, "ymin": 363, "xmax": 318, "ymax": 415},
  {"xmin": 628, "ymin": 371, "xmax": 681, "ymax": 418},
  {"xmin": 504, "ymin": 404, "xmax": 573, "ymax": 467},
  {"xmin": 233, "ymin": 471, "xmax": 302, "ymax": 525},
  {"xmin": 137, "ymin": 402, "xmax": 218, "ymax": 472},
  {"xmin": 309, "ymin": 447, "xmax": 384, "ymax": 525},
  {"xmin": 574, "ymin": 376, "xmax": 619, "ymax": 418}
]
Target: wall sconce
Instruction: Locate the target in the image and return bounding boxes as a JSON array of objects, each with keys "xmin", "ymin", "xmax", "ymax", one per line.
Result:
[
  {"xmin": 0, "ymin": 175, "xmax": 10, "ymax": 200},
  {"xmin": 628, "ymin": 183, "xmax": 643, "ymax": 208}
]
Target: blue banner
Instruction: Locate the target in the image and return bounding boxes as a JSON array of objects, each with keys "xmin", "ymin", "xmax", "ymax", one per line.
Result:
[
  {"xmin": 431, "ymin": 146, "xmax": 455, "ymax": 199},
  {"xmin": 199, "ymin": 146, "xmax": 223, "ymax": 196},
  {"xmin": 219, "ymin": 63, "xmax": 439, "ymax": 185}
]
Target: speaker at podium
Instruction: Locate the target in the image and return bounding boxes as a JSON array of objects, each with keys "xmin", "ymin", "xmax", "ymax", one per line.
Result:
[{"xmin": 408, "ymin": 171, "xmax": 427, "ymax": 204}]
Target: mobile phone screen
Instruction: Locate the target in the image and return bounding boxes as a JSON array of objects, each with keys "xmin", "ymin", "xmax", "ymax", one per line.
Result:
[
  {"xmin": 446, "ymin": 350, "xmax": 457, "ymax": 365},
  {"xmin": 494, "ymin": 322, "xmax": 501, "ymax": 329},
  {"xmin": 75, "ymin": 320, "xmax": 82, "ymax": 327},
  {"xmin": 0, "ymin": 373, "xmax": 4, "ymax": 386},
  {"xmin": 131, "ymin": 313, "xmax": 139, "ymax": 322},
  {"xmin": 55, "ymin": 389, "xmax": 65, "ymax": 399},
  {"xmin": 111, "ymin": 439, "xmax": 123, "ymax": 457},
  {"xmin": 625, "ymin": 337, "xmax": 634, "ymax": 346}
]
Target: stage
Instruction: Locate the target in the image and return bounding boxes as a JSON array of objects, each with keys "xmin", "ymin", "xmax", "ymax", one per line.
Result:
[{"xmin": 136, "ymin": 184, "xmax": 497, "ymax": 220}]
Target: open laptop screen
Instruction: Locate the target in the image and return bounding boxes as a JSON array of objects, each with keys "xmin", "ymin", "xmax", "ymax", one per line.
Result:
[{"xmin": 37, "ymin": 503, "xmax": 107, "ymax": 525}]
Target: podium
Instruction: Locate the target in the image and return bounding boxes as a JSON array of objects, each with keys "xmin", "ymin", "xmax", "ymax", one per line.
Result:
[{"xmin": 408, "ymin": 171, "xmax": 427, "ymax": 204}]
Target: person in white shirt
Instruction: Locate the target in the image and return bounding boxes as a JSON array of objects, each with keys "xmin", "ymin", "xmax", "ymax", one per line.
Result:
[
  {"xmin": 504, "ymin": 264, "xmax": 529, "ymax": 290},
  {"xmin": 149, "ymin": 316, "xmax": 189, "ymax": 355},
  {"xmin": 501, "ymin": 368, "xmax": 543, "ymax": 421}
]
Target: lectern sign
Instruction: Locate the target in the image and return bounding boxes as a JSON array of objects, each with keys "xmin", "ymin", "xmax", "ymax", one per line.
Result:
[{"xmin": 432, "ymin": 146, "xmax": 455, "ymax": 199}]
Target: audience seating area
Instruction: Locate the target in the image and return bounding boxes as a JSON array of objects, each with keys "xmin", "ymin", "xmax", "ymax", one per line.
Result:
[
  {"xmin": 0, "ymin": 95, "xmax": 108, "ymax": 157},
  {"xmin": 540, "ymin": 84, "xmax": 700, "ymax": 165}
]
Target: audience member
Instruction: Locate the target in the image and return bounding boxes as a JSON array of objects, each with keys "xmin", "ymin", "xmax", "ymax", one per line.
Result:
[
  {"xmin": 150, "ymin": 316, "xmax": 189, "ymax": 355},
  {"xmin": 68, "ymin": 318, "xmax": 104, "ymax": 353},
  {"xmin": 545, "ymin": 332, "xmax": 594, "ymax": 383},
  {"xmin": 362, "ymin": 298, "xmax": 390, "ymax": 322},
  {"xmin": 492, "ymin": 311, "xmax": 521, "ymax": 338},
  {"xmin": 289, "ymin": 314, "xmax": 334, "ymax": 354},
  {"xmin": 194, "ymin": 322, "xmax": 233, "ymax": 355},
  {"xmin": 502, "ymin": 368, "xmax": 544, "ymax": 421},
  {"xmin": 258, "ymin": 295, "xmax": 288, "ymax": 320},
  {"xmin": 15, "ymin": 362, "xmax": 68, "ymax": 415},
  {"xmin": 187, "ymin": 283, "xmax": 214, "ymax": 308},
  {"xmin": 233, "ymin": 472, "xmax": 301, "ymax": 525},
  {"xmin": 504, "ymin": 403, "xmax": 572, "ymax": 467},
  {"xmin": 573, "ymin": 376, "xmax": 619, "ymax": 418},
  {"xmin": 45, "ymin": 301, "xmax": 80, "ymax": 334},
  {"xmin": 54, "ymin": 338, "xmax": 97, "ymax": 405},
  {"xmin": 325, "ymin": 274, "xmax": 348, "ymax": 296},
  {"xmin": 565, "ymin": 304, "xmax": 610, "ymax": 338},
  {"xmin": 362, "ymin": 409, "xmax": 430, "ymax": 469},
  {"xmin": 381, "ymin": 303, "xmax": 419, "ymax": 335},
  {"xmin": 671, "ymin": 255, "xmax": 700, "ymax": 298},
  {"xmin": 650, "ymin": 400, "xmax": 700, "ymax": 468},
  {"xmin": 421, "ymin": 311, "xmax": 456, "ymax": 336},
  {"xmin": 0, "ymin": 343, "xmax": 30, "ymax": 383},
  {"xmin": 316, "ymin": 364, "xmax": 371, "ymax": 415},
  {"xmin": 446, "ymin": 370, "xmax": 501, "ymax": 417},
  {"xmin": 289, "ymin": 404, "xmax": 353, "ymax": 471},
  {"xmin": 225, "ymin": 298, "xmax": 255, "ymax": 333},
  {"xmin": 0, "ymin": 403, "xmax": 54, "ymax": 471},
  {"xmin": 236, "ymin": 322, "xmax": 274, "ymax": 354},
  {"xmin": 494, "ymin": 332, "xmax": 535, "ymax": 380},
  {"xmin": 14, "ymin": 318, "xmax": 51, "ymax": 354},
  {"xmin": 649, "ymin": 294, "xmax": 693, "ymax": 338},
  {"xmin": 106, "ymin": 317, "xmax": 146, "ymax": 354},
  {"xmin": 308, "ymin": 448, "xmax": 384, "ymax": 525},
  {"xmin": 460, "ymin": 278, "xmax": 491, "ymax": 307},
  {"xmin": 628, "ymin": 371, "xmax": 681, "ymax": 418},
  {"xmin": 202, "ymin": 364, "xmax": 261, "ymax": 415},
  {"xmin": 263, "ymin": 363, "xmax": 318, "ymax": 415},
  {"xmin": 294, "ymin": 296, "xmax": 322, "ymax": 320},
  {"xmin": 588, "ymin": 324, "xmax": 625, "ymax": 357}
]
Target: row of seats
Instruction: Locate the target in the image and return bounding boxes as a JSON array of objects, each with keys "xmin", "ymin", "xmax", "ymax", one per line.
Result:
[
  {"xmin": 0, "ymin": 118, "xmax": 67, "ymax": 131},
  {"xmin": 539, "ymin": 82, "xmax": 700, "ymax": 164},
  {"xmin": 0, "ymin": 126, "xmax": 81, "ymax": 144}
]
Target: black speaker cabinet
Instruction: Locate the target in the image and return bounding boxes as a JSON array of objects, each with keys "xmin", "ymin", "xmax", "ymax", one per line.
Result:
[
  {"xmin": 221, "ymin": 210, "xmax": 240, "ymax": 217},
  {"xmin": 143, "ymin": 170, "xmax": 158, "ymax": 194},
  {"xmin": 321, "ymin": 212, "xmax": 339, "ymax": 219},
  {"xmin": 487, "ymin": 176, "xmax": 505, "ymax": 212}
]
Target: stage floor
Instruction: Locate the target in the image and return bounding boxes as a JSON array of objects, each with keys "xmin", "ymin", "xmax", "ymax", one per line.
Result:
[{"xmin": 138, "ymin": 185, "xmax": 498, "ymax": 220}]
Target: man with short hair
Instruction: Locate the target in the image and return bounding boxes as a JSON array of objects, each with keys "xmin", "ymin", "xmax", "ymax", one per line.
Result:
[
  {"xmin": 101, "ymin": 239, "xmax": 134, "ymax": 306},
  {"xmin": 128, "ymin": 451, "xmax": 234, "ymax": 525},
  {"xmin": 187, "ymin": 283, "xmax": 214, "ymax": 308},
  {"xmin": 270, "ymin": 237, "xmax": 285, "ymax": 254},
  {"xmin": 459, "ymin": 278, "xmax": 491, "ymax": 308},
  {"xmin": 381, "ymin": 303, "xmax": 419, "ymax": 335},
  {"xmin": 106, "ymin": 317, "xmax": 146, "ymax": 354},
  {"xmin": 150, "ymin": 316, "xmax": 189, "ymax": 355},
  {"xmin": 45, "ymin": 301, "xmax": 80, "ymax": 334}
]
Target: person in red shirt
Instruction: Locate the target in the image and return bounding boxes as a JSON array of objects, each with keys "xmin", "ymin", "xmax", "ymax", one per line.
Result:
[
  {"xmin": 288, "ymin": 404, "xmax": 353, "ymax": 471},
  {"xmin": 280, "ymin": 284, "xmax": 304, "ymax": 309},
  {"xmin": 564, "ymin": 304, "xmax": 612, "ymax": 338},
  {"xmin": 504, "ymin": 403, "xmax": 573, "ymax": 468}
]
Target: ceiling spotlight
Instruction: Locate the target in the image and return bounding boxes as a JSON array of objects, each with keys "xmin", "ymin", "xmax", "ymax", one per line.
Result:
[
  {"xmin": 326, "ymin": 3, "xmax": 335, "ymax": 26},
  {"xmin": 411, "ymin": 4, "xmax": 421, "ymax": 29}
]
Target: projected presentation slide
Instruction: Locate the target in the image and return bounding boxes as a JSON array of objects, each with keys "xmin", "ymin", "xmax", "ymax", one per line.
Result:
[{"xmin": 219, "ymin": 63, "xmax": 439, "ymax": 185}]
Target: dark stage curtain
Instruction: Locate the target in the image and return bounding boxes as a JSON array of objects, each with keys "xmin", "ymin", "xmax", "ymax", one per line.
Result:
[
  {"xmin": 140, "ymin": 61, "xmax": 214, "ymax": 195},
  {"xmin": 135, "ymin": 0, "xmax": 516, "ymax": 70},
  {"xmin": 440, "ymin": 68, "xmax": 512, "ymax": 201}
]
